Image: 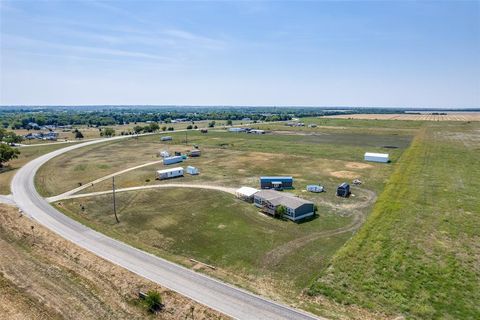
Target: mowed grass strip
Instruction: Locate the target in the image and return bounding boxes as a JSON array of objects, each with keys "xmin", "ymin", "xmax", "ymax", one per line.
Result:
[
  {"xmin": 56, "ymin": 188, "xmax": 353, "ymax": 296},
  {"xmin": 308, "ymin": 122, "xmax": 480, "ymax": 319}
]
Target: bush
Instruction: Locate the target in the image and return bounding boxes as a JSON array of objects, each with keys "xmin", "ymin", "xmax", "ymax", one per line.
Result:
[{"xmin": 144, "ymin": 290, "xmax": 162, "ymax": 313}]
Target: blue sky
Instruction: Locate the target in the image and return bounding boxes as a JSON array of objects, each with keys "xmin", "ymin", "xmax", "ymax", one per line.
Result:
[{"xmin": 0, "ymin": 0, "xmax": 479, "ymax": 107}]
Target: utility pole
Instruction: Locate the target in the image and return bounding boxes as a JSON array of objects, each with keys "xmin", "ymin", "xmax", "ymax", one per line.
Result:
[
  {"xmin": 112, "ymin": 176, "xmax": 119, "ymax": 223},
  {"xmin": 31, "ymin": 225, "xmax": 35, "ymax": 245}
]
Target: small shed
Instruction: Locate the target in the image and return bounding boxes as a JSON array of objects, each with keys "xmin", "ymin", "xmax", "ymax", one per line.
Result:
[
  {"xmin": 228, "ymin": 127, "xmax": 246, "ymax": 133},
  {"xmin": 336, "ymin": 183, "xmax": 350, "ymax": 197},
  {"xmin": 189, "ymin": 149, "xmax": 201, "ymax": 157},
  {"xmin": 156, "ymin": 167, "xmax": 184, "ymax": 180},
  {"xmin": 161, "ymin": 136, "xmax": 173, "ymax": 141},
  {"xmin": 364, "ymin": 152, "xmax": 389, "ymax": 163},
  {"xmin": 187, "ymin": 166, "xmax": 199, "ymax": 175},
  {"xmin": 235, "ymin": 186, "xmax": 259, "ymax": 202},
  {"xmin": 159, "ymin": 150, "xmax": 170, "ymax": 158},
  {"xmin": 307, "ymin": 185, "xmax": 324, "ymax": 193},
  {"xmin": 163, "ymin": 155, "xmax": 183, "ymax": 165}
]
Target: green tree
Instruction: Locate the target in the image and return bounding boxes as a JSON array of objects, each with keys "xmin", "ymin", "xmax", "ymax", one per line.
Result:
[
  {"xmin": 75, "ymin": 130, "xmax": 84, "ymax": 139},
  {"xmin": 275, "ymin": 205, "xmax": 287, "ymax": 219},
  {"xmin": 144, "ymin": 290, "xmax": 162, "ymax": 313},
  {"xmin": 208, "ymin": 120, "xmax": 216, "ymax": 128},
  {"xmin": 161, "ymin": 126, "xmax": 167, "ymax": 131},
  {"xmin": 101, "ymin": 127, "xmax": 115, "ymax": 137},
  {"xmin": 226, "ymin": 119, "xmax": 233, "ymax": 126},
  {"xmin": 186, "ymin": 125, "xmax": 193, "ymax": 130},
  {"xmin": 0, "ymin": 144, "xmax": 20, "ymax": 168},
  {"xmin": 167, "ymin": 127, "xmax": 174, "ymax": 131},
  {"xmin": 148, "ymin": 123, "xmax": 160, "ymax": 132},
  {"xmin": 194, "ymin": 125, "xmax": 198, "ymax": 129},
  {"xmin": 133, "ymin": 125, "xmax": 143, "ymax": 134}
]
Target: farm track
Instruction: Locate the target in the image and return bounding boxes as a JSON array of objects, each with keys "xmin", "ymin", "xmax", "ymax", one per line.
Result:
[{"xmin": 260, "ymin": 188, "xmax": 377, "ymax": 269}]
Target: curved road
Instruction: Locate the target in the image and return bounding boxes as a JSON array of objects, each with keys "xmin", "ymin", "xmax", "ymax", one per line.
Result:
[{"xmin": 11, "ymin": 133, "xmax": 321, "ymax": 320}]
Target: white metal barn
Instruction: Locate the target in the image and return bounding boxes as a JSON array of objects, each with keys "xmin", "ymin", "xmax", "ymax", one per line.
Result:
[
  {"xmin": 186, "ymin": 166, "xmax": 199, "ymax": 175},
  {"xmin": 364, "ymin": 152, "xmax": 389, "ymax": 163},
  {"xmin": 156, "ymin": 167, "xmax": 184, "ymax": 180}
]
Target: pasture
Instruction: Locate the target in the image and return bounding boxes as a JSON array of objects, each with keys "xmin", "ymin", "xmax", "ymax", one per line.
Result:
[
  {"xmin": 309, "ymin": 121, "xmax": 480, "ymax": 319},
  {"xmin": 36, "ymin": 121, "xmax": 421, "ymax": 318}
]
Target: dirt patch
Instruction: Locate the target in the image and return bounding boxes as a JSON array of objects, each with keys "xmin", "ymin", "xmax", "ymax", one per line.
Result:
[
  {"xmin": 330, "ymin": 170, "xmax": 358, "ymax": 179},
  {"xmin": 0, "ymin": 204, "xmax": 227, "ymax": 320},
  {"xmin": 345, "ymin": 162, "xmax": 373, "ymax": 170}
]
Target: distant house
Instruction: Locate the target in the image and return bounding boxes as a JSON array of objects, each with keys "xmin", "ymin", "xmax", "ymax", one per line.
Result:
[
  {"xmin": 308, "ymin": 124, "xmax": 317, "ymax": 128},
  {"xmin": 163, "ymin": 156, "xmax": 183, "ymax": 165},
  {"xmin": 159, "ymin": 150, "xmax": 170, "ymax": 158},
  {"xmin": 253, "ymin": 189, "xmax": 314, "ymax": 221},
  {"xmin": 249, "ymin": 129, "xmax": 265, "ymax": 134},
  {"xmin": 307, "ymin": 185, "xmax": 324, "ymax": 193},
  {"xmin": 161, "ymin": 136, "xmax": 173, "ymax": 141},
  {"xmin": 336, "ymin": 183, "xmax": 350, "ymax": 197},
  {"xmin": 235, "ymin": 186, "xmax": 259, "ymax": 202},
  {"xmin": 156, "ymin": 167, "xmax": 184, "ymax": 180},
  {"xmin": 200, "ymin": 129, "xmax": 208, "ymax": 133},
  {"xmin": 260, "ymin": 176, "xmax": 293, "ymax": 190},
  {"xmin": 186, "ymin": 166, "xmax": 199, "ymax": 175},
  {"xmin": 364, "ymin": 152, "xmax": 389, "ymax": 163}
]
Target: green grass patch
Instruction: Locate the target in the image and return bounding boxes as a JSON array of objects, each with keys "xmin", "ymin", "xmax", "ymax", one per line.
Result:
[{"xmin": 309, "ymin": 122, "xmax": 480, "ymax": 319}]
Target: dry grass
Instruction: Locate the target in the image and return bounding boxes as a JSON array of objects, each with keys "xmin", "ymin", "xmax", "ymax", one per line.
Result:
[
  {"xmin": 0, "ymin": 204, "xmax": 227, "ymax": 320},
  {"xmin": 325, "ymin": 112, "xmax": 480, "ymax": 121}
]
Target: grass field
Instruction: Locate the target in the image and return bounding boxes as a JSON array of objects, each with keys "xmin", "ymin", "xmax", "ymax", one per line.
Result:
[
  {"xmin": 33, "ymin": 121, "xmax": 419, "ymax": 319},
  {"xmin": 308, "ymin": 121, "xmax": 480, "ymax": 319},
  {"xmin": 0, "ymin": 143, "xmax": 80, "ymax": 195},
  {"xmin": 36, "ymin": 128, "xmax": 410, "ymax": 197},
  {"xmin": 57, "ymin": 188, "xmax": 354, "ymax": 299}
]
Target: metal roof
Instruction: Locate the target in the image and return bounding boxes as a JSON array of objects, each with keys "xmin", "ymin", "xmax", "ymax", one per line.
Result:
[
  {"xmin": 236, "ymin": 186, "xmax": 259, "ymax": 197},
  {"xmin": 156, "ymin": 167, "xmax": 183, "ymax": 174},
  {"xmin": 254, "ymin": 189, "xmax": 313, "ymax": 209},
  {"xmin": 364, "ymin": 152, "xmax": 389, "ymax": 158},
  {"xmin": 260, "ymin": 176, "xmax": 293, "ymax": 181}
]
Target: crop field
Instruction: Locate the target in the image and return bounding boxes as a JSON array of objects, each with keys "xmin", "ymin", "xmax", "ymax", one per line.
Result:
[
  {"xmin": 33, "ymin": 121, "xmax": 420, "ymax": 319},
  {"xmin": 308, "ymin": 121, "xmax": 480, "ymax": 319},
  {"xmin": 325, "ymin": 112, "xmax": 480, "ymax": 122}
]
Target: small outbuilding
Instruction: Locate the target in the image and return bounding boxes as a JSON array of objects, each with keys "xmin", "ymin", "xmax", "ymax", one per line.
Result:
[
  {"xmin": 307, "ymin": 185, "xmax": 324, "ymax": 193},
  {"xmin": 260, "ymin": 176, "xmax": 293, "ymax": 190},
  {"xmin": 249, "ymin": 129, "xmax": 265, "ymax": 134},
  {"xmin": 336, "ymin": 183, "xmax": 350, "ymax": 197},
  {"xmin": 186, "ymin": 166, "xmax": 199, "ymax": 175},
  {"xmin": 235, "ymin": 186, "xmax": 259, "ymax": 202},
  {"xmin": 156, "ymin": 167, "xmax": 184, "ymax": 180},
  {"xmin": 161, "ymin": 136, "xmax": 173, "ymax": 141},
  {"xmin": 159, "ymin": 150, "xmax": 170, "ymax": 158},
  {"xmin": 163, "ymin": 155, "xmax": 183, "ymax": 165},
  {"xmin": 364, "ymin": 152, "xmax": 389, "ymax": 163},
  {"xmin": 189, "ymin": 149, "xmax": 201, "ymax": 157}
]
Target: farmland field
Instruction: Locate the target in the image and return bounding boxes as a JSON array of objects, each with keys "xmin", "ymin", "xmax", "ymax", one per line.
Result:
[
  {"xmin": 309, "ymin": 121, "xmax": 480, "ymax": 319},
  {"xmin": 35, "ymin": 121, "xmax": 419, "ymax": 319},
  {"xmin": 324, "ymin": 112, "xmax": 480, "ymax": 122}
]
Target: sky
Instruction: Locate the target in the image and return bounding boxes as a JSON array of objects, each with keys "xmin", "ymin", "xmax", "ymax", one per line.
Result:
[{"xmin": 0, "ymin": 0, "xmax": 479, "ymax": 107}]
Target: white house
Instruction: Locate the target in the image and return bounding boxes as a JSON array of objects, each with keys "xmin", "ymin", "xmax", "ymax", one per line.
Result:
[
  {"xmin": 156, "ymin": 167, "xmax": 184, "ymax": 180},
  {"xmin": 186, "ymin": 166, "xmax": 199, "ymax": 175},
  {"xmin": 235, "ymin": 186, "xmax": 259, "ymax": 202},
  {"xmin": 364, "ymin": 152, "xmax": 389, "ymax": 163}
]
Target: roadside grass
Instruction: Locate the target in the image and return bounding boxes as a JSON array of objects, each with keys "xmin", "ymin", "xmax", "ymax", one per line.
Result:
[
  {"xmin": 308, "ymin": 122, "xmax": 480, "ymax": 319},
  {"xmin": 0, "ymin": 144, "xmax": 79, "ymax": 195},
  {"xmin": 56, "ymin": 188, "xmax": 353, "ymax": 298}
]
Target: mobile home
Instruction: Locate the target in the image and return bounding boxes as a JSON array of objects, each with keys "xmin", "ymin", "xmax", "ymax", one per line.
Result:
[
  {"xmin": 163, "ymin": 156, "xmax": 183, "ymax": 165},
  {"xmin": 156, "ymin": 167, "xmax": 184, "ymax": 180},
  {"xmin": 161, "ymin": 136, "xmax": 173, "ymax": 141}
]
